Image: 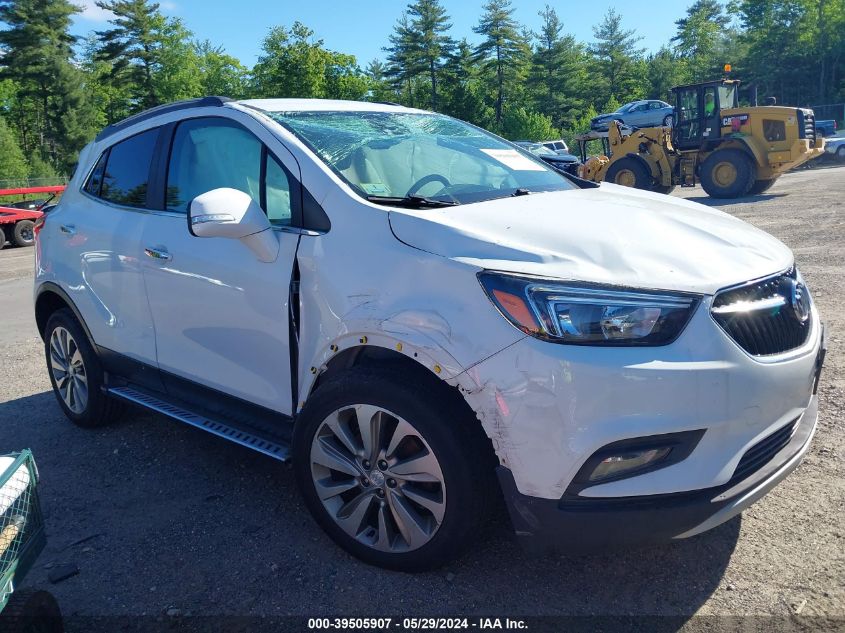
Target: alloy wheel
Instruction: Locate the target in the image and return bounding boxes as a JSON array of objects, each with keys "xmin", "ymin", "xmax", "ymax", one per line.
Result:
[
  {"xmin": 49, "ymin": 326, "xmax": 88, "ymax": 414},
  {"xmin": 309, "ymin": 404, "xmax": 446, "ymax": 553}
]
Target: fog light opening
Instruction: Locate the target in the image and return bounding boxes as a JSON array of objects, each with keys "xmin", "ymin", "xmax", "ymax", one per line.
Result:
[{"xmin": 589, "ymin": 446, "xmax": 673, "ymax": 482}]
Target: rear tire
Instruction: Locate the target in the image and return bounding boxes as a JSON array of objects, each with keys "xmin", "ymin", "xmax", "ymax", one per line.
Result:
[
  {"xmin": 604, "ymin": 157, "xmax": 653, "ymax": 190},
  {"xmin": 700, "ymin": 149, "xmax": 756, "ymax": 198},
  {"xmin": 0, "ymin": 589, "xmax": 64, "ymax": 633},
  {"xmin": 293, "ymin": 365, "xmax": 497, "ymax": 571},
  {"xmin": 12, "ymin": 220, "xmax": 34, "ymax": 247},
  {"xmin": 44, "ymin": 308, "xmax": 123, "ymax": 428},
  {"xmin": 652, "ymin": 183, "xmax": 676, "ymax": 195},
  {"xmin": 749, "ymin": 178, "xmax": 777, "ymax": 195},
  {"xmin": 836, "ymin": 146, "xmax": 845, "ymax": 162}
]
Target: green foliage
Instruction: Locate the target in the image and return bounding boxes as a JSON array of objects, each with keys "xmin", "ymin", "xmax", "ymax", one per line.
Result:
[
  {"xmin": 194, "ymin": 41, "xmax": 248, "ymax": 99},
  {"xmin": 730, "ymin": 0, "xmax": 845, "ymax": 105},
  {"xmin": 473, "ymin": 0, "xmax": 531, "ymax": 126},
  {"xmin": 405, "ymin": 0, "xmax": 454, "ymax": 109},
  {"xmin": 27, "ymin": 152, "xmax": 59, "ymax": 181},
  {"xmin": 251, "ymin": 22, "xmax": 369, "ymax": 100},
  {"xmin": 0, "ymin": 116, "xmax": 28, "ymax": 185},
  {"xmin": 646, "ymin": 47, "xmax": 691, "ymax": 101},
  {"xmin": 529, "ymin": 5, "xmax": 588, "ymax": 132},
  {"xmin": 672, "ymin": 0, "xmax": 730, "ymax": 82},
  {"xmin": 0, "ymin": 0, "xmax": 97, "ymax": 173},
  {"xmin": 589, "ymin": 9, "xmax": 646, "ymax": 105},
  {"xmin": 501, "ymin": 106, "xmax": 559, "ymax": 140}
]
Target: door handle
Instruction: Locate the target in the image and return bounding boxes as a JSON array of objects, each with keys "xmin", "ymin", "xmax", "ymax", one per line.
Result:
[
  {"xmin": 60, "ymin": 224, "xmax": 76, "ymax": 236},
  {"xmin": 144, "ymin": 246, "xmax": 172, "ymax": 262}
]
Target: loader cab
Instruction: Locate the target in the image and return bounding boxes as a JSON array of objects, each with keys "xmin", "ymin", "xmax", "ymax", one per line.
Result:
[{"xmin": 672, "ymin": 80, "xmax": 740, "ymax": 150}]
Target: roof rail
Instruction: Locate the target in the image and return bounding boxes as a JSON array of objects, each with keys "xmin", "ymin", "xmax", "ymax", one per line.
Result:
[{"xmin": 95, "ymin": 96, "xmax": 233, "ymax": 142}]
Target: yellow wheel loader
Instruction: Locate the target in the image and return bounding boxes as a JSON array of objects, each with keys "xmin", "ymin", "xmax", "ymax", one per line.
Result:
[{"xmin": 576, "ymin": 79, "xmax": 825, "ymax": 198}]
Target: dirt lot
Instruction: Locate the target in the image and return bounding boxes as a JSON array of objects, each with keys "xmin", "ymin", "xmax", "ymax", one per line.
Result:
[{"xmin": 1, "ymin": 167, "xmax": 843, "ymax": 627}]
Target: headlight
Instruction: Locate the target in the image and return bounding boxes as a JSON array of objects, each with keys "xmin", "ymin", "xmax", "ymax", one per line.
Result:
[{"xmin": 478, "ymin": 272, "xmax": 700, "ymax": 346}]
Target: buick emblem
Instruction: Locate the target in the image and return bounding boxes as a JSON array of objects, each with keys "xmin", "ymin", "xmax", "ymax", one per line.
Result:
[{"xmin": 789, "ymin": 279, "xmax": 811, "ymax": 323}]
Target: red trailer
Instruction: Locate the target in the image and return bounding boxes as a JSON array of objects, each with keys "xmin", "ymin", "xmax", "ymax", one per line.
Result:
[{"xmin": 0, "ymin": 186, "xmax": 65, "ymax": 249}]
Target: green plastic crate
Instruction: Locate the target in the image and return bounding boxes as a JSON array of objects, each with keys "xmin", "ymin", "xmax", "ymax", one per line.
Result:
[{"xmin": 0, "ymin": 450, "xmax": 45, "ymax": 614}]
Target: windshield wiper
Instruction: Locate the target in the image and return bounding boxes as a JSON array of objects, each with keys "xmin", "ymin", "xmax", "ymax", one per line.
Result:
[
  {"xmin": 511, "ymin": 188, "xmax": 532, "ymax": 196},
  {"xmin": 365, "ymin": 195, "xmax": 459, "ymax": 208}
]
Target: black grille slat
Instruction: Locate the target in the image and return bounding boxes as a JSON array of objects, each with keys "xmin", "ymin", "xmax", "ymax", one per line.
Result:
[
  {"xmin": 712, "ymin": 269, "xmax": 810, "ymax": 356},
  {"xmin": 729, "ymin": 418, "xmax": 799, "ymax": 485}
]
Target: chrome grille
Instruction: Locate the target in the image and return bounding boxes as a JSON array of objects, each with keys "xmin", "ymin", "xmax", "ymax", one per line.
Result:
[{"xmin": 711, "ymin": 269, "xmax": 811, "ymax": 356}]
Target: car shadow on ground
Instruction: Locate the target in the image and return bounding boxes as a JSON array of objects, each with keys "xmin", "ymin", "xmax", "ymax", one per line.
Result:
[
  {"xmin": 1, "ymin": 392, "xmax": 740, "ymax": 619},
  {"xmin": 684, "ymin": 193, "xmax": 788, "ymax": 206}
]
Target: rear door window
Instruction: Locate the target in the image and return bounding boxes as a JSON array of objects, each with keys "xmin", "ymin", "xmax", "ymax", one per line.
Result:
[{"xmin": 97, "ymin": 129, "xmax": 159, "ymax": 208}]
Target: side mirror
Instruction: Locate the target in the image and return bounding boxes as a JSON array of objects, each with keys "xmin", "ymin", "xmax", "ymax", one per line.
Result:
[{"xmin": 188, "ymin": 188, "xmax": 279, "ymax": 263}]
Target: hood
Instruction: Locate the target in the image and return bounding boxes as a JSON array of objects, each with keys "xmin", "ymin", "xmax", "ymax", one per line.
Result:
[{"xmin": 387, "ymin": 184, "xmax": 793, "ymax": 295}]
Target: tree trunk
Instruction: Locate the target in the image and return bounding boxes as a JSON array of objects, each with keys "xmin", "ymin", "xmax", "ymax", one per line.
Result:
[
  {"xmin": 430, "ymin": 57, "xmax": 437, "ymax": 110},
  {"xmin": 495, "ymin": 44, "xmax": 503, "ymax": 126}
]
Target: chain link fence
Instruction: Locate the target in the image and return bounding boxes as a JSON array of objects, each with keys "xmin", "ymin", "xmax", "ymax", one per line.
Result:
[{"xmin": 809, "ymin": 104, "xmax": 844, "ymax": 130}]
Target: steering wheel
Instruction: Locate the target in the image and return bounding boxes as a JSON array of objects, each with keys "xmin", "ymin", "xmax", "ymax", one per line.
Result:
[{"xmin": 407, "ymin": 174, "xmax": 451, "ymax": 197}]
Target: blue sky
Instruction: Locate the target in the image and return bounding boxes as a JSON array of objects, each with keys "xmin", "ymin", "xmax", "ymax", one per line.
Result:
[{"xmin": 71, "ymin": 0, "xmax": 695, "ymax": 67}]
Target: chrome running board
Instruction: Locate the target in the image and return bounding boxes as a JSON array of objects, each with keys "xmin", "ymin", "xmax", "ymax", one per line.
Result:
[{"xmin": 108, "ymin": 386, "xmax": 290, "ymax": 461}]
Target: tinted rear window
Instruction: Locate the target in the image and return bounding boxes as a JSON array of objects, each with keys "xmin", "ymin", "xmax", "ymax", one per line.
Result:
[{"xmin": 97, "ymin": 129, "xmax": 159, "ymax": 208}]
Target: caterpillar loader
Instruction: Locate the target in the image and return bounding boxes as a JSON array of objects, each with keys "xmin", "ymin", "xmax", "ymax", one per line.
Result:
[{"xmin": 575, "ymin": 79, "xmax": 825, "ymax": 198}]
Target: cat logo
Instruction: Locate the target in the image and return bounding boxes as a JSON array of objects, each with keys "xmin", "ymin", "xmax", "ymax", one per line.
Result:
[{"xmin": 722, "ymin": 114, "xmax": 749, "ymax": 127}]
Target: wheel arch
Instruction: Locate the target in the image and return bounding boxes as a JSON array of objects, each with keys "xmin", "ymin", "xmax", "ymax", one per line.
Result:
[
  {"xmin": 702, "ymin": 137, "xmax": 764, "ymax": 168},
  {"xmin": 35, "ymin": 283, "xmax": 94, "ymax": 345},
  {"xmin": 301, "ymin": 340, "xmax": 502, "ymax": 463},
  {"xmin": 623, "ymin": 152, "xmax": 658, "ymax": 179}
]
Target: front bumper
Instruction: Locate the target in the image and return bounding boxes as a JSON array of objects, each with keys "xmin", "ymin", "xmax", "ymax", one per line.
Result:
[{"xmin": 498, "ymin": 394, "xmax": 819, "ymax": 552}]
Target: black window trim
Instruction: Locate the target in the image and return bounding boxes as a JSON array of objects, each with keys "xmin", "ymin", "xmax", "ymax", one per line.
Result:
[{"xmin": 81, "ymin": 126, "xmax": 164, "ymax": 211}]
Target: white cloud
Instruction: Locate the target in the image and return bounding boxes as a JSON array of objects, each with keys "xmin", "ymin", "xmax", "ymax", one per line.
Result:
[
  {"xmin": 76, "ymin": 0, "xmax": 115, "ymax": 22},
  {"xmin": 159, "ymin": 0, "xmax": 178, "ymax": 11}
]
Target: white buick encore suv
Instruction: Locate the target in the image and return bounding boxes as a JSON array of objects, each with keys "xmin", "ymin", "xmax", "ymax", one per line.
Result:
[{"xmin": 33, "ymin": 97, "xmax": 826, "ymax": 570}]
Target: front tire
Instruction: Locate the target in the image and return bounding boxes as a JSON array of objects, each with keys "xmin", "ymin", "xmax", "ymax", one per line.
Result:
[
  {"xmin": 12, "ymin": 220, "xmax": 34, "ymax": 247},
  {"xmin": 293, "ymin": 366, "xmax": 496, "ymax": 571},
  {"xmin": 44, "ymin": 309, "xmax": 123, "ymax": 428},
  {"xmin": 604, "ymin": 157, "xmax": 653, "ymax": 190},
  {"xmin": 700, "ymin": 149, "xmax": 756, "ymax": 198},
  {"xmin": 662, "ymin": 114, "xmax": 673, "ymax": 127},
  {"xmin": 836, "ymin": 146, "xmax": 845, "ymax": 162}
]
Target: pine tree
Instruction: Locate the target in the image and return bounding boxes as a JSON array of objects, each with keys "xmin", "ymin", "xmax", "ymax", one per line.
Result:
[
  {"xmin": 441, "ymin": 39, "xmax": 494, "ymax": 127},
  {"xmin": 96, "ymin": 0, "xmax": 162, "ymax": 109},
  {"xmin": 95, "ymin": 0, "xmax": 198, "ymax": 110},
  {"xmin": 672, "ymin": 0, "xmax": 730, "ymax": 81},
  {"xmin": 406, "ymin": 0, "xmax": 454, "ymax": 110},
  {"xmin": 529, "ymin": 5, "xmax": 586, "ymax": 131},
  {"xmin": 473, "ymin": 0, "xmax": 530, "ymax": 127},
  {"xmin": 589, "ymin": 8, "xmax": 645, "ymax": 107},
  {"xmin": 384, "ymin": 14, "xmax": 423, "ymax": 106},
  {"xmin": 0, "ymin": 0, "xmax": 96, "ymax": 173}
]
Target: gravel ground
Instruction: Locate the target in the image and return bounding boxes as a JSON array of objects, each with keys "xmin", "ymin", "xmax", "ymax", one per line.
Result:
[{"xmin": 0, "ymin": 167, "xmax": 843, "ymax": 627}]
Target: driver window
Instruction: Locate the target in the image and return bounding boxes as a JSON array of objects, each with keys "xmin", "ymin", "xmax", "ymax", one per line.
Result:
[
  {"xmin": 703, "ymin": 87, "xmax": 717, "ymax": 118},
  {"xmin": 166, "ymin": 118, "xmax": 262, "ymax": 213}
]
